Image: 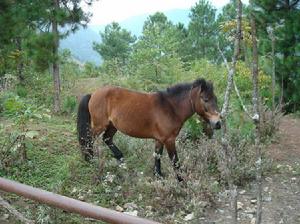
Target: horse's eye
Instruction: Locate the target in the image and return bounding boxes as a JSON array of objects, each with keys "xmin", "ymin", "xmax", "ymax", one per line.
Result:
[{"xmin": 204, "ymin": 98, "xmax": 209, "ymax": 103}]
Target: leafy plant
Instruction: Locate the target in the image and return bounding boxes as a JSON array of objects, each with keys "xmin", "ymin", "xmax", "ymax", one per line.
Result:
[
  {"xmin": 16, "ymin": 84, "xmax": 28, "ymax": 97},
  {"xmin": 62, "ymin": 95, "xmax": 77, "ymax": 114},
  {"xmin": 1, "ymin": 93, "xmax": 26, "ymax": 116}
]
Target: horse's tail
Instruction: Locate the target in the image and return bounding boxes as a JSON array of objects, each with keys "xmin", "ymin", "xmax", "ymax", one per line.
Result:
[{"xmin": 77, "ymin": 94, "xmax": 93, "ymax": 161}]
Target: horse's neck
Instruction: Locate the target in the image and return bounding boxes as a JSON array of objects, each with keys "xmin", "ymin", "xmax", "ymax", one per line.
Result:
[{"xmin": 169, "ymin": 93, "xmax": 194, "ymax": 123}]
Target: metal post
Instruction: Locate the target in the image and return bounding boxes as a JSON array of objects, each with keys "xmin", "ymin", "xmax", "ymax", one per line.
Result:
[{"xmin": 0, "ymin": 177, "xmax": 160, "ymax": 224}]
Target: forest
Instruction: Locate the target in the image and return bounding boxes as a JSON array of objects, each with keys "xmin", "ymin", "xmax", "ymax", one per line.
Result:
[{"xmin": 0, "ymin": 0, "xmax": 300, "ymax": 223}]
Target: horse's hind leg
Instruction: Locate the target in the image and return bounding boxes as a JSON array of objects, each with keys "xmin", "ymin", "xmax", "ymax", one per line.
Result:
[
  {"xmin": 102, "ymin": 123, "xmax": 124, "ymax": 161},
  {"xmin": 154, "ymin": 140, "xmax": 164, "ymax": 178},
  {"xmin": 164, "ymin": 138, "xmax": 183, "ymax": 182}
]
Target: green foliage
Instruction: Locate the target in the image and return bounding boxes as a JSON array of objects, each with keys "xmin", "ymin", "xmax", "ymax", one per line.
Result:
[
  {"xmin": 190, "ymin": 59, "xmax": 227, "ymax": 102},
  {"xmin": 83, "ymin": 62, "xmax": 100, "ymax": 77},
  {"xmin": 184, "ymin": 117, "xmax": 203, "ymax": 140},
  {"xmin": 136, "ymin": 12, "xmax": 182, "ymax": 59},
  {"xmin": 23, "ymin": 71, "xmax": 54, "ymax": 107},
  {"xmin": 62, "ymin": 95, "xmax": 77, "ymax": 114},
  {"xmin": 252, "ymin": 0, "xmax": 300, "ymax": 112},
  {"xmin": 188, "ymin": 0, "xmax": 218, "ymax": 60},
  {"xmin": 0, "ymin": 91, "xmax": 51, "ymax": 121},
  {"xmin": 25, "ymin": 32, "xmax": 55, "ymax": 71},
  {"xmin": 235, "ymin": 61, "xmax": 272, "ymax": 104},
  {"xmin": 126, "ymin": 12, "xmax": 187, "ymax": 90},
  {"xmin": 93, "ymin": 22, "xmax": 136, "ymax": 65},
  {"xmin": 216, "ymin": 0, "xmax": 250, "ymax": 61},
  {"xmin": 16, "ymin": 84, "xmax": 28, "ymax": 97},
  {"xmin": 101, "ymin": 58, "xmax": 128, "ymax": 77},
  {"xmin": 1, "ymin": 93, "xmax": 26, "ymax": 117}
]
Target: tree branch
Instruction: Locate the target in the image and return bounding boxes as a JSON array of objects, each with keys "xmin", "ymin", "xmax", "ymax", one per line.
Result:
[
  {"xmin": 218, "ymin": 1, "xmax": 243, "ymax": 223},
  {"xmin": 217, "ymin": 42, "xmax": 252, "ymax": 119},
  {"xmin": 220, "ymin": 0, "xmax": 242, "ymax": 118}
]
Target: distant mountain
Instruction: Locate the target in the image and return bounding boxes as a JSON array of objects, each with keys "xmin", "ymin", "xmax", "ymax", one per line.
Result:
[
  {"xmin": 60, "ymin": 26, "xmax": 101, "ymax": 65},
  {"xmin": 90, "ymin": 8, "xmax": 190, "ymax": 37},
  {"xmin": 60, "ymin": 9, "xmax": 191, "ymax": 65}
]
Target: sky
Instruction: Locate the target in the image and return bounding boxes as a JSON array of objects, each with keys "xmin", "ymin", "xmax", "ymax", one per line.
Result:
[{"xmin": 84, "ymin": 0, "xmax": 233, "ymax": 26}]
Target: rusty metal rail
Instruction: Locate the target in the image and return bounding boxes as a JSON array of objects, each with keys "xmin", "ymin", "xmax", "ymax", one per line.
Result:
[{"xmin": 0, "ymin": 177, "xmax": 160, "ymax": 224}]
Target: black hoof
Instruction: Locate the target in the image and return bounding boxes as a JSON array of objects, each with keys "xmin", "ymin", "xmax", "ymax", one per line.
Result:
[
  {"xmin": 83, "ymin": 153, "xmax": 93, "ymax": 162},
  {"xmin": 154, "ymin": 171, "xmax": 164, "ymax": 179},
  {"xmin": 177, "ymin": 175, "xmax": 184, "ymax": 182},
  {"xmin": 117, "ymin": 157, "xmax": 124, "ymax": 164}
]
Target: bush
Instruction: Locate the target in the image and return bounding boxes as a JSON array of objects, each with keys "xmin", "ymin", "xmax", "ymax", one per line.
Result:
[
  {"xmin": 16, "ymin": 84, "xmax": 28, "ymax": 97},
  {"xmin": 62, "ymin": 95, "xmax": 77, "ymax": 114},
  {"xmin": 184, "ymin": 117, "xmax": 204, "ymax": 140},
  {"xmin": 83, "ymin": 62, "xmax": 101, "ymax": 77},
  {"xmin": 1, "ymin": 93, "xmax": 26, "ymax": 116}
]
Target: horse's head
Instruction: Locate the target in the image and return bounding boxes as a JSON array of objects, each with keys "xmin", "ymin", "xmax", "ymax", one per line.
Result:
[{"xmin": 191, "ymin": 79, "xmax": 221, "ymax": 130}]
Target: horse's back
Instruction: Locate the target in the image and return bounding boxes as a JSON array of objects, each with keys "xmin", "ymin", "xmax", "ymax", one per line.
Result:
[{"xmin": 89, "ymin": 86, "xmax": 160, "ymax": 138}]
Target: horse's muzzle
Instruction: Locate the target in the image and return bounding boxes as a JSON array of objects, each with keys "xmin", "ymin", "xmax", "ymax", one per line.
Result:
[{"xmin": 210, "ymin": 120, "xmax": 221, "ymax": 129}]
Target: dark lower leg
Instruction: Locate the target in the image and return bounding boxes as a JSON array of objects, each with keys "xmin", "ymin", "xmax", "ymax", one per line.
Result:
[
  {"xmin": 103, "ymin": 126, "xmax": 123, "ymax": 161},
  {"xmin": 81, "ymin": 137, "xmax": 94, "ymax": 161},
  {"xmin": 168, "ymin": 151, "xmax": 183, "ymax": 182},
  {"xmin": 154, "ymin": 141, "xmax": 163, "ymax": 177},
  {"xmin": 165, "ymin": 140, "xmax": 183, "ymax": 182}
]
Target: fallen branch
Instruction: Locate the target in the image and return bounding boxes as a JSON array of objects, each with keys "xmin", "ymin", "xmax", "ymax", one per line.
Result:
[{"xmin": 0, "ymin": 195, "xmax": 34, "ymax": 224}]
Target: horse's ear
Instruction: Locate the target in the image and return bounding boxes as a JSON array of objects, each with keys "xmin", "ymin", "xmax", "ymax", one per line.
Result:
[
  {"xmin": 201, "ymin": 80, "xmax": 208, "ymax": 92},
  {"xmin": 199, "ymin": 80, "xmax": 208, "ymax": 93},
  {"xmin": 192, "ymin": 79, "xmax": 207, "ymax": 94}
]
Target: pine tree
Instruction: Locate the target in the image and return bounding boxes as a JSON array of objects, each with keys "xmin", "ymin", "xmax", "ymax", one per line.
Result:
[
  {"xmin": 93, "ymin": 22, "xmax": 136, "ymax": 66},
  {"xmin": 129, "ymin": 12, "xmax": 183, "ymax": 86},
  {"xmin": 188, "ymin": 0, "xmax": 218, "ymax": 61},
  {"xmin": 252, "ymin": 0, "xmax": 300, "ymax": 112},
  {"xmin": 0, "ymin": 0, "xmax": 94, "ymax": 112}
]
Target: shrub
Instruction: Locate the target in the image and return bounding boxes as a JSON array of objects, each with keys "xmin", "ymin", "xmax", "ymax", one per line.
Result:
[
  {"xmin": 1, "ymin": 93, "xmax": 26, "ymax": 116},
  {"xmin": 62, "ymin": 95, "xmax": 77, "ymax": 114},
  {"xmin": 16, "ymin": 84, "xmax": 28, "ymax": 97},
  {"xmin": 83, "ymin": 62, "xmax": 101, "ymax": 77},
  {"xmin": 184, "ymin": 117, "xmax": 204, "ymax": 140}
]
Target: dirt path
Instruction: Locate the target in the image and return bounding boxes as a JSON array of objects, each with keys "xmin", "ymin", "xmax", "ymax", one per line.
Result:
[
  {"xmin": 206, "ymin": 116, "xmax": 300, "ymax": 224},
  {"xmin": 262, "ymin": 116, "xmax": 300, "ymax": 224}
]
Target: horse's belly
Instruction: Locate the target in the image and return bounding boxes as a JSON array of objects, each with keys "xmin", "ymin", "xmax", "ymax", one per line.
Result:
[{"xmin": 110, "ymin": 116, "xmax": 154, "ymax": 139}]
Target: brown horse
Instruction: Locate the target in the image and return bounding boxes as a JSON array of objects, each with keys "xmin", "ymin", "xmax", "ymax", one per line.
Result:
[{"xmin": 77, "ymin": 78, "xmax": 221, "ymax": 181}]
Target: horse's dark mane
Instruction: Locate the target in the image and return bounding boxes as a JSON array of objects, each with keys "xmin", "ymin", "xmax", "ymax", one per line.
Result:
[{"xmin": 158, "ymin": 78, "xmax": 213, "ymax": 99}]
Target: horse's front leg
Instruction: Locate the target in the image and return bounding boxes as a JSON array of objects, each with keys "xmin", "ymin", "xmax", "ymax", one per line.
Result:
[
  {"xmin": 165, "ymin": 138, "xmax": 183, "ymax": 182},
  {"xmin": 154, "ymin": 140, "xmax": 164, "ymax": 178}
]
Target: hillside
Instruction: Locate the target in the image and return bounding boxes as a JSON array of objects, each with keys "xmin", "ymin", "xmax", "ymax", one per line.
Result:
[
  {"xmin": 60, "ymin": 26, "xmax": 101, "ymax": 65},
  {"xmin": 90, "ymin": 9, "xmax": 190, "ymax": 36}
]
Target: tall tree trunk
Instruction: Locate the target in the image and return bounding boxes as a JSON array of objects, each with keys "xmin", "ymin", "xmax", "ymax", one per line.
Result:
[
  {"xmin": 219, "ymin": 0, "xmax": 242, "ymax": 223},
  {"xmin": 52, "ymin": 0, "xmax": 61, "ymax": 113},
  {"xmin": 16, "ymin": 38, "xmax": 24, "ymax": 84},
  {"xmin": 251, "ymin": 14, "xmax": 262, "ymax": 224},
  {"xmin": 221, "ymin": 0, "xmax": 242, "ymax": 117},
  {"xmin": 270, "ymin": 28, "xmax": 276, "ymax": 116}
]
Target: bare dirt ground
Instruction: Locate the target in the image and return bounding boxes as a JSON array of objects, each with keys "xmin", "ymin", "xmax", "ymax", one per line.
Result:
[{"xmin": 206, "ymin": 116, "xmax": 300, "ymax": 224}]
